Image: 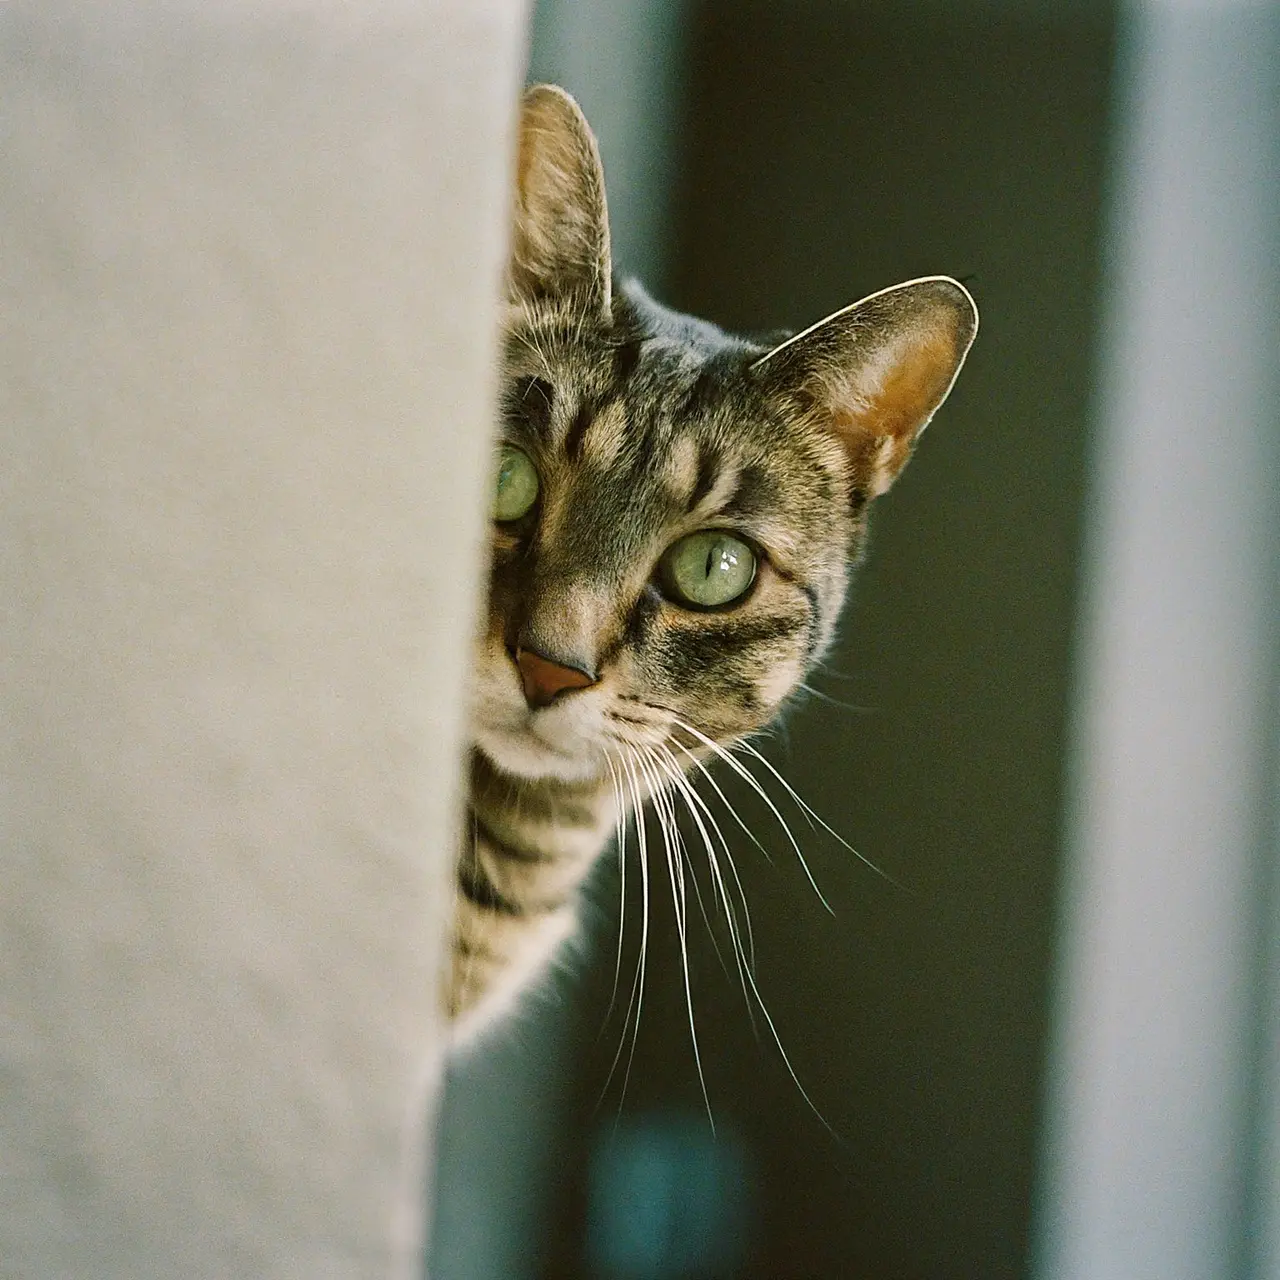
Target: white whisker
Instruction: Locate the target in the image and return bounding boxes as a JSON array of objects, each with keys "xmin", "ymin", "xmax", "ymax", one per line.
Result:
[
  {"xmin": 656, "ymin": 742, "xmax": 760, "ymax": 1038},
  {"xmin": 735, "ymin": 738, "xmax": 901, "ymax": 889},
  {"xmin": 797, "ymin": 682, "xmax": 873, "ymax": 714},
  {"xmin": 656, "ymin": 741, "xmax": 758, "ymax": 971},
  {"xmin": 810, "ymin": 662, "xmax": 866, "ymax": 685},
  {"xmin": 601, "ymin": 752, "xmax": 628, "ymax": 1031},
  {"xmin": 598, "ymin": 747, "xmax": 651, "ymax": 1116},
  {"xmin": 631, "ymin": 745, "xmax": 715, "ymax": 1134},
  {"xmin": 658, "ymin": 741, "xmax": 836, "ymax": 1139},
  {"xmin": 599, "ymin": 717, "xmax": 848, "ymax": 1140},
  {"xmin": 671, "ymin": 738, "xmax": 775, "ymax": 867},
  {"xmin": 672, "ymin": 717, "xmax": 835, "ymax": 916},
  {"xmin": 643, "ymin": 745, "xmax": 731, "ymax": 978},
  {"xmin": 734, "ymin": 937, "xmax": 840, "ymax": 1141}
]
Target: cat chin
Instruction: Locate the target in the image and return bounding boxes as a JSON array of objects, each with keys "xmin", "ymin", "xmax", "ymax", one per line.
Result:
[{"xmin": 472, "ymin": 722, "xmax": 602, "ymax": 784}]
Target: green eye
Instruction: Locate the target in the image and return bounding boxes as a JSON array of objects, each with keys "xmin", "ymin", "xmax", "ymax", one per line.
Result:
[
  {"xmin": 661, "ymin": 530, "xmax": 758, "ymax": 609},
  {"xmin": 492, "ymin": 446, "xmax": 539, "ymax": 522}
]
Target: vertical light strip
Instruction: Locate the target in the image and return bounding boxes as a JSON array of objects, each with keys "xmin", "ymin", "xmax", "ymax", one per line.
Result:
[
  {"xmin": 1035, "ymin": 3, "xmax": 1280, "ymax": 1278},
  {"xmin": 1259, "ymin": 653, "xmax": 1280, "ymax": 1280}
]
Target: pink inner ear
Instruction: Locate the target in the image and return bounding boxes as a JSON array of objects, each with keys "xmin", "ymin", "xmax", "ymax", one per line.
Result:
[{"xmin": 827, "ymin": 328, "xmax": 959, "ymax": 497}]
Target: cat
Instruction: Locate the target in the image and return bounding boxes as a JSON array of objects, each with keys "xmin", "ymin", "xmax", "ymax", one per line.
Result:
[{"xmin": 447, "ymin": 84, "xmax": 976, "ymax": 1040}]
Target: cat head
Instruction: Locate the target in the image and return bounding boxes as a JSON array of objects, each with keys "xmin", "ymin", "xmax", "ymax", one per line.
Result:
[{"xmin": 472, "ymin": 85, "xmax": 976, "ymax": 784}]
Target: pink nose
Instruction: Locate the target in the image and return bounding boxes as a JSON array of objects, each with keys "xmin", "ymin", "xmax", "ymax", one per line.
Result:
[{"xmin": 515, "ymin": 647, "xmax": 596, "ymax": 709}]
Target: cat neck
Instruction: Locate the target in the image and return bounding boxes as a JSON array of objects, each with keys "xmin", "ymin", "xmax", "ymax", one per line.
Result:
[
  {"xmin": 448, "ymin": 748, "xmax": 621, "ymax": 1031},
  {"xmin": 468, "ymin": 747, "xmax": 618, "ymax": 830}
]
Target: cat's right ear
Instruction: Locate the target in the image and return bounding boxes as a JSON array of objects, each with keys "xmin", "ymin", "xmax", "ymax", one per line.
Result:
[{"xmin": 508, "ymin": 85, "xmax": 612, "ymax": 314}]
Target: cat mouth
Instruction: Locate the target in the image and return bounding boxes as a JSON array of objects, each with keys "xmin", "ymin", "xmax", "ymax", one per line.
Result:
[
  {"xmin": 523, "ymin": 718, "xmax": 583, "ymax": 759},
  {"xmin": 473, "ymin": 711, "xmax": 601, "ymax": 781}
]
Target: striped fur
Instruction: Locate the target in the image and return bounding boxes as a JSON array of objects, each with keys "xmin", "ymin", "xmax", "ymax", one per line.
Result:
[{"xmin": 446, "ymin": 86, "xmax": 977, "ymax": 1039}]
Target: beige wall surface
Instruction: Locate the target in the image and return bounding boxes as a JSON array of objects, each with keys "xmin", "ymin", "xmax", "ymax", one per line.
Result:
[{"xmin": 0, "ymin": 4, "xmax": 526, "ymax": 1277}]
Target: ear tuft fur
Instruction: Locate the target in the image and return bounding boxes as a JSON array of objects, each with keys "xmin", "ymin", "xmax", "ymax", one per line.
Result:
[
  {"xmin": 509, "ymin": 85, "xmax": 612, "ymax": 313},
  {"xmin": 752, "ymin": 277, "xmax": 978, "ymax": 498}
]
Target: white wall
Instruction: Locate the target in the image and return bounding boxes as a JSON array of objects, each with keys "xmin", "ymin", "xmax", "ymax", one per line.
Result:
[{"xmin": 0, "ymin": 4, "xmax": 527, "ymax": 1276}]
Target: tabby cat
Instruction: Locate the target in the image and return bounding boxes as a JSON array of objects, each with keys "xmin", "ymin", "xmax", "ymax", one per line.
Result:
[{"xmin": 448, "ymin": 85, "xmax": 976, "ymax": 1039}]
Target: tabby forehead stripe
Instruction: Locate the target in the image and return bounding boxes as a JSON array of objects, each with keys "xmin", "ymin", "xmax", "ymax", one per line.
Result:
[
  {"xmin": 563, "ymin": 400, "xmax": 594, "ymax": 460},
  {"xmin": 686, "ymin": 446, "xmax": 722, "ymax": 513},
  {"xmin": 720, "ymin": 465, "xmax": 777, "ymax": 522},
  {"xmin": 579, "ymin": 398, "xmax": 630, "ymax": 469}
]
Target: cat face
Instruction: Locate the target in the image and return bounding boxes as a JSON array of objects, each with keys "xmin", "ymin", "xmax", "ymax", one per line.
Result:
[{"xmin": 470, "ymin": 87, "xmax": 976, "ymax": 784}]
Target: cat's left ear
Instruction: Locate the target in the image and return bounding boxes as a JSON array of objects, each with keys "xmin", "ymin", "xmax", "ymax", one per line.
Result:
[
  {"xmin": 751, "ymin": 277, "xmax": 978, "ymax": 499},
  {"xmin": 508, "ymin": 85, "xmax": 612, "ymax": 314}
]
